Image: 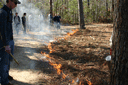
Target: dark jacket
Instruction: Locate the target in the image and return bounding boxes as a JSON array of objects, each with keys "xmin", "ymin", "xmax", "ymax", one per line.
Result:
[
  {"xmin": 22, "ymin": 16, "xmax": 26, "ymax": 25},
  {"xmin": 0, "ymin": 5, "xmax": 13, "ymax": 48},
  {"xmin": 53, "ymin": 16, "xmax": 61, "ymax": 23}
]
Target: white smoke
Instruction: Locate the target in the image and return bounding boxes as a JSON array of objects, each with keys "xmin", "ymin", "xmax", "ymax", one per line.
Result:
[
  {"xmin": 11, "ymin": 0, "xmax": 71, "ymax": 45},
  {"xmin": 12, "ymin": 0, "xmax": 56, "ymax": 43},
  {"xmin": 13, "ymin": 0, "xmax": 49, "ymax": 31}
]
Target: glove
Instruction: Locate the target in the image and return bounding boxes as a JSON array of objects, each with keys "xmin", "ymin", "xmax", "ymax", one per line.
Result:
[{"xmin": 5, "ymin": 45, "xmax": 11, "ymax": 54}]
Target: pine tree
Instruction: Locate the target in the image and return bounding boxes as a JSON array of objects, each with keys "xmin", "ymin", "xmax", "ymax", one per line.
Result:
[
  {"xmin": 78, "ymin": 0, "xmax": 85, "ymax": 29},
  {"xmin": 110, "ymin": 0, "xmax": 128, "ymax": 84}
]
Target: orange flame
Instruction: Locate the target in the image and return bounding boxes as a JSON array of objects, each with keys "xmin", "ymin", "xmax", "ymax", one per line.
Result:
[
  {"xmin": 48, "ymin": 43, "xmax": 55, "ymax": 53},
  {"xmin": 79, "ymin": 81, "xmax": 82, "ymax": 85},
  {"xmin": 41, "ymin": 29, "xmax": 79, "ymax": 83},
  {"xmin": 50, "ymin": 62, "xmax": 62, "ymax": 74},
  {"xmin": 62, "ymin": 72, "xmax": 67, "ymax": 79},
  {"xmin": 86, "ymin": 79, "xmax": 93, "ymax": 85},
  {"xmin": 67, "ymin": 29, "xmax": 79, "ymax": 36},
  {"xmin": 72, "ymin": 80, "xmax": 75, "ymax": 83},
  {"xmin": 79, "ymin": 80, "xmax": 92, "ymax": 85},
  {"xmin": 41, "ymin": 51, "xmax": 62, "ymax": 75}
]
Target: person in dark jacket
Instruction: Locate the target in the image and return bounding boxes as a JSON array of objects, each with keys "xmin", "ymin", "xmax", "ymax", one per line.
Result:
[
  {"xmin": 53, "ymin": 13, "xmax": 61, "ymax": 29},
  {"xmin": 14, "ymin": 12, "xmax": 20, "ymax": 35},
  {"xmin": 22, "ymin": 13, "xmax": 26, "ymax": 34},
  {"xmin": 0, "ymin": 0, "xmax": 21, "ymax": 85}
]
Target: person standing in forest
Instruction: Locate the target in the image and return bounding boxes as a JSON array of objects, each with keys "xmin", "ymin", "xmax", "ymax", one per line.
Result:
[
  {"xmin": 53, "ymin": 13, "xmax": 61, "ymax": 29},
  {"xmin": 14, "ymin": 12, "xmax": 20, "ymax": 35},
  {"xmin": 0, "ymin": 0, "xmax": 21, "ymax": 85},
  {"xmin": 22, "ymin": 13, "xmax": 27, "ymax": 34}
]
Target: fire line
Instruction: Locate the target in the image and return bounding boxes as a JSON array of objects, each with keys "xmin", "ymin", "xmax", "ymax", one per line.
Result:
[
  {"xmin": 41, "ymin": 28, "xmax": 93, "ymax": 85},
  {"xmin": 40, "ymin": 29, "xmax": 90, "ymax": 84}
]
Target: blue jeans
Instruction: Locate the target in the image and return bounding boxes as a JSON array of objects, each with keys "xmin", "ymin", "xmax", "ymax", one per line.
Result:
[
  {"xmin": 23, "ymin": 24, "xmax": 26, "ymax": 34},
  {"xmin": 54, "ymin": 22, "xmax": 60, "ymax": 29},
  {"xmin": 15, "ymin": 23, "xmax": 20, "ymax": 35},
  {"xmin": 0, "ymin": 48, "xmax": 9, "ymax": 85}
]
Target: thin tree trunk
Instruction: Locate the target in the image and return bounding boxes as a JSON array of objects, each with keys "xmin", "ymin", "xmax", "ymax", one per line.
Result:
[
  {"xmin": 50, "ymin": 0, "xmax": 53, "ymax": 16},
  {"xmin": 110, "ymin": 0, "xmax": 128, "ymax": 85},
  {"xmin": 77, "ymin": 8, "xmax": 79, "ymax": 23},
  {"xmin": 95, "ymin": 0, "xmax": 98, "ymax": 22},
  {"xmin": 87, "ymin": 0, "xmax": 90, "ymax": 21},
  {"xmin": 75, "ymin": 12, "xmax": 76, "ymax": 24},
  {"xmin": 87, "ymin": 0, "xmax": 90, "ymax": 8},
  {"xmin": 67, "ymin": 0, "xmax": 68, "ymax": 10},
  {"xmin": 78, "ymin": 0, "xmax": 85, "ymax": 29},
  {"xmin": 106, "ymin": 0, "xmax": 108, "ymax": 18},
  {"xmin": 62, "ymin": 0, "xmax": 63, "ymax": 17},
  {"xmin": 112, "ymin": 0, "xmax": 114, "ymax": 12}
]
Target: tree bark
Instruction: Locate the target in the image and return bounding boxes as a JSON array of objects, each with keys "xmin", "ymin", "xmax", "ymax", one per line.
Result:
[
  {"xmin": 106, "ymin": 0, "xmax": 108, "ymax": 18},
  {"xmin": 50, "ymin": 0, "xmax": 53, "ymax": 16},
  {"xmin": 110, "ymin": 0, "xmax": 128, "ymax": 85},
  {"xmin": 95, "ymin": 0, "xmax": 98, "ymax": 22},
  {"xmin": 112, "ymin": 0, "xmax": 114, "ymax": 12},
  {"xmin": 87, "ymin": 0, "xmax": 90, "ymax": 8},
  {"xmin": 87, "ymin": 0, "xmax": 90, "ymax": 20},
  {"xmin": 78, "ymin": 0, "xmax": 85, "ymax": 29}
]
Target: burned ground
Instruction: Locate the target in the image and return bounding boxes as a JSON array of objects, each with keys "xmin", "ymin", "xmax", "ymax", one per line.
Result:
[
  {"xmin": 9, "ymin": 23, "xmax": 113, "ymax": 85},
  {"xmin": 40, "ymin": 23, "xmax": 113, "ymax": 85}
]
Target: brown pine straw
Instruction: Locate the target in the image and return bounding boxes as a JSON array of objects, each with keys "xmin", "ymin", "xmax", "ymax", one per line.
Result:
[{"xmin": 41, "ymin": 29, "xmax": 93, "ymax": 85}]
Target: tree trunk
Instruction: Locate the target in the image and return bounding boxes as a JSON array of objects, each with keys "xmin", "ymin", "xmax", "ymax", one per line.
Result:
[
  {"xmin": 106, "ymin": 0, "xmax": 108, "ymax": 18},
  {"xmin": 77, "ymin": 0, "xmax": 85, "ymax": 29},
  {"xmin": 110, "ymin": 0, "xmax": 114, "ymax": 19},
  {"xmin": 95, "ymin": 0, "xmax": 98, "ymax": 22},
  {"xmin": 110, "ymin": 0, "xmax": 128, "ymax": 85},
  {"xmin": 87, "ymin": 0, "xmax": 90, "ymax": 20},
  {"xmin": 61, "ymin": 0, "xmax": 63, "ymax": 17},
  {"xmin": 112, "ymin": 0, "xmax": 114, "ymax": 12},
  {"xmin": 87, "ymin": 0, "xmax": 90, "ymax": 8},
  {"xmin": 67, "ymin": 0, "xmax": 68, "ymax": 10},
  {"xmin": 50, "ymin": 0, "xmax": 53, "ymax": 16},
  {"xmin": 56, "ymin": 0, "xmax": 58, "ymax": 15}
]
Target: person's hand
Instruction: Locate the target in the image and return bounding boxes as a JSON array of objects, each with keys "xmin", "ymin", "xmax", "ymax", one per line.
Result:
[{"xmin": 5, "ymin": 45, "xmax": 11, "ymax": 54}]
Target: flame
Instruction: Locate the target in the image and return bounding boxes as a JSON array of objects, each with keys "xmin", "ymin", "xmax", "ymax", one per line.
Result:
[
  {"xmin": 41, "ymin": 29, "xmax": 79, "ymax": 83},
  {"xmin": 62, "ymin": 72, "xmax": 67, "ymax": 79},
  {"xmin": 54, "ymin": 29, "xmax": 78, "ymax": 41},
  {"xmin": 48, "ymin": 43, "xmax": 55, "ymax": 53},
  {"xmin": 67, "ymin": 29, "xmax": 79, "ymax": 36},
  {"xmin": 79, "ymin": 81, "xmax": 82, "ymax": 85},
  {"xmin": 72, "ymin": 80, "xmax": 75, "ymax": 83},
  {"xmin": 50, "ymin": 62, "xmax": 62, "ymax": 74},
  {"xmin": 79, "ymin": 80, "xmax": 92, "ymax": 85},
  {"xmin": 86, "ymin": 79, "xmax": 93, "ymax": 85},
  {"xmin": 41, "ymin": 51, "xmax": 62, "ymax": 75}
]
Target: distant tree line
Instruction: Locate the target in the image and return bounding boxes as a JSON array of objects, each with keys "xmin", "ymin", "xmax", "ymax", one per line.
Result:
[
  {"xmin": 0, "ymin": 0, "xmax": 113, "ymax": 24},
  {"xmin": 31, "ymin": 0, "xmax": 113, "ymax": 24}
]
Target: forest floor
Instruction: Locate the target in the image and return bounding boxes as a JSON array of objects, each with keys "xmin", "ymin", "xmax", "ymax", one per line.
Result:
[{"xmin": 9, "ymin": 23, "xmax": 113, "ymax": 85}]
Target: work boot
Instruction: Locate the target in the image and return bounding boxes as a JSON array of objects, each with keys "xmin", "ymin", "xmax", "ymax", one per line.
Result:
[{"xmin": 8, "ymin": 75, "xmax": 13, "ymax": 80}]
